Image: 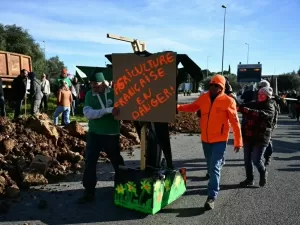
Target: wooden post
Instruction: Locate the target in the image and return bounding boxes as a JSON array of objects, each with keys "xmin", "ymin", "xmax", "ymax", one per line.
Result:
[{"xmin": 140, "ymin": 125, "xmax": 146, "ymax": 170}]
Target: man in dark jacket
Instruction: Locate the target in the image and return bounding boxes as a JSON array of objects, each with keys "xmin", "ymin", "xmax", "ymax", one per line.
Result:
[
  {"xmin": 0, "ymin": 77, "xmax": 6, "ymax": 117},
  {"xmin": 28, "ymin": 72, "xmax": 43, "ymax": 115},
  {"xmin": 241, "ymin": 84, "xmax": 256, "ymax": 104},
  {"xmin": 12, "ymin": 69, "xmax": 28, "ymax": 118}
]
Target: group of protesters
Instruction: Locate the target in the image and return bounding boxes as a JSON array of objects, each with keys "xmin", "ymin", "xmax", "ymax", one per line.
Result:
[
  {"xmin": 241, "ymin": 84, "xmax": 300, "ymax": 122},
  {"xmin": 73, "ymin": 70, "xmax": 280, "ymax": 211},
  {"xmin": 1, "ymin": 69, "xmax": 298, "ymax": 211},
  {"xmin": 0, "ymin": 68, "xmax": 91, "ymax": 125}
]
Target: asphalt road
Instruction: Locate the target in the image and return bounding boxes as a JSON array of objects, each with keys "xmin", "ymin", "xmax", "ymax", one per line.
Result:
[{"xmin": 1, "ymin": 98, "xmax": 300, "ymax": 225}]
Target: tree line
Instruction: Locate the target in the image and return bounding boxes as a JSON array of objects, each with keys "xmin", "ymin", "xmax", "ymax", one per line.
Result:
[
  {"xmin": 201, "ymin": 66, "xmax": 300, "ymax": 92},
  {"xmin": 0, "ymin": 24, "xmax": 66, "ymax": 80}
]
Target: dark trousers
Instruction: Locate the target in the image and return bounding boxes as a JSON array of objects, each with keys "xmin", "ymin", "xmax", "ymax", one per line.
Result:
[
  {"xmin": 82, "ymin": 132, "xmax": 124, "ymax": 194},
  {"xmin": 0, "ymin": 97, "xmax": 6, "ymax": 117},
  {"xmin": 243, "ymin": 144, "xmax": 266, "ymax": 181},
  {"xmin": 71, "ymin": 97, "xmax": 78, "ymax": 116},
  {"xmin": 31, "ymin": 100, "xmax": 41, "ymax": 115},
  {"xmin": 296, "ymin": 108, "xmax": 300, "ymax": 121},
  {"xmin": 14, "ymin": 99, "xmax": 23, "ymax": 119},
  {"xmin": 264, "ymin": 140, "xmax": 273, "ymax": 160},
  {"xmin": 40, "ymin": 94, "xmax": 49, "ymax": 112}
]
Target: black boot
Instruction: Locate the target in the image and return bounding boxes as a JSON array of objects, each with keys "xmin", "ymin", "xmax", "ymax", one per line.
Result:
[
  {"xmin": 205, "ymin": 173, "xmax": 210, "ymax": 180},
  {"xmin": 259, "ymin": 170, "xmax": 268, "ymax": 187},
  {"xmin": 240, "ymin": 179, "xmax": 254, "ymax": 187},
  {"xmin": 204, "ymin": 197, "xmax": 215, "ymax": 210},
  {"xmin": 76, "ymin": 190, "xmax": 95, "ymax": 204}
]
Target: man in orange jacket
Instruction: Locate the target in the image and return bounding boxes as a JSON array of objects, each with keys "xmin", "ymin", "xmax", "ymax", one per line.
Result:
[{"xmin": 177, "ymin": 74, "xmax": 243, "ymax": 210}]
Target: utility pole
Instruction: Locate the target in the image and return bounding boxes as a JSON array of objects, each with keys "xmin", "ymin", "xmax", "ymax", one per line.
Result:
[
  {"xmin": 221, "ymin": 5, "xmax": 227, "ymax": 75},
  {"xmin": 245, "ymin": 43, "xmax": 249, "ymax": 64}
]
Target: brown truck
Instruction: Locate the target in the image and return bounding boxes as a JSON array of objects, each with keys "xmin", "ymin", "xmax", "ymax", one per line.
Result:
[{"xmin": 0, "ymin": 50, "xmax": 32, "ymax": 88}]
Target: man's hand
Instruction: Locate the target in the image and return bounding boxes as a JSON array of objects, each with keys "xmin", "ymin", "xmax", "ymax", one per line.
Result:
[
  {"xmin": 234, "ymin": 146, "xmax": 242, "ymax": 153},
  {"xmin": 112, "ymin": 107, "xmax": 120, "ymax": 116}
]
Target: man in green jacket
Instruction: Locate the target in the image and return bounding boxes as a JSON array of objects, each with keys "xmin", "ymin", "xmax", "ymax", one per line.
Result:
[{"xmin": 78, "ymin": 72, "xmax": 124, "ymax": 203}]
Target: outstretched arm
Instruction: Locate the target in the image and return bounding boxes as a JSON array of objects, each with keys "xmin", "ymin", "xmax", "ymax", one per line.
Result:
[
  {"xmin": 177, "ymin": 96, "xmax": 202, "ymax": 112},
  {"xmin": 227, "ymin": 101, "xmax": 243, "ymax": 148}
]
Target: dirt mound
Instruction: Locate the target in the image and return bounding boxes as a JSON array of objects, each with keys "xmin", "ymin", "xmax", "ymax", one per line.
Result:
[
  {"xmin": 0, "ymin": 114, "xmax": 86, "ymax": 197},
  {"xmin": 169, "ymin": 112, "xmax": 200, "ymax": 133}
]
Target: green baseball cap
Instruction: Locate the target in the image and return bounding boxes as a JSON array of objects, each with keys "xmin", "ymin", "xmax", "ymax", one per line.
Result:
[{"xmin": 90, "ymin": 72, "xmax": 105, "ymax": 82}]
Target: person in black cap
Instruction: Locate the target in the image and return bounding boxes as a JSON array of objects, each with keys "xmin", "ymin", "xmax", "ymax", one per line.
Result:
[
  {"xmin": 28, "ymin": 72, "xmax": 43, "ymax": 115},
  {"xmin": 77, "ymin": 72, "xmax": 124, "ymax": 203}
]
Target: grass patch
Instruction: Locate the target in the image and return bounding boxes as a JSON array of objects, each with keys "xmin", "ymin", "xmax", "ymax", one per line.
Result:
[{"xmin": 6, "ymin": 96, "xmax": 88, "ymax": 123}]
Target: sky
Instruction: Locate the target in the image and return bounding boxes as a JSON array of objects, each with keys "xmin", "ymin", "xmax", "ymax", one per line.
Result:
[{"xmin": 1, "ymin": 0, "xmax": 300, "ymax": 76}]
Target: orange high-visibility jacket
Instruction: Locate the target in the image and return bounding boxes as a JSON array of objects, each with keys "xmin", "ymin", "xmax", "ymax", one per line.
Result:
[{"xmin": 177, "ymin": 75, "xmax": 243, "ymax": 147}]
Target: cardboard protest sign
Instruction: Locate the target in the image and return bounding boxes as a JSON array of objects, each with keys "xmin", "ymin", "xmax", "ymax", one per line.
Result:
[{"xmin": 112, "ymin": 52, "xmax": 177, "ymax": 123}]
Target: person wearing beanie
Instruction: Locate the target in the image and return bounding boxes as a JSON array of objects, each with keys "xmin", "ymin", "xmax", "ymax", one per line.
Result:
[
  {"xmin": 77, "ymin": 72, "xmax": 124, "ymax": 204},
  {"xmin": 177, "ymin": 74, "xmax": 242, "ymax": 210},
  {"xmin": 238, "ymin": 86, "xmax": 276, "ymax": 188},
  {"xmin": 256, "ymin": 83, "xmax": 280, "ymax": 166},
  {"xmin": 258, "ymin": 80, "xmax": 270, "ymax": 89},
  {"xmin": 28, "ymin": 72, "xmax": 43, "ymax": 115}
]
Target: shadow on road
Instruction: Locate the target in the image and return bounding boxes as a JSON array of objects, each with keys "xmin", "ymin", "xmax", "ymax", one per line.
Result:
[
  {"xmin": 2, "ymin": 187, "xmax": 146, "ymax": 225},
  {"xmin": 273, "ymin": 156, "xmax": 300, "ymax": 161},
  {"xmin": 161, "ymin": 207, "xmax": 206, "ymax": 217},
  {"xmin": 277, "ymin": 164, "xmax": 300, "ymax": 172},
  {"xmin": 272, "ymin": 139, "xmax": 300, "ymax": 154}
]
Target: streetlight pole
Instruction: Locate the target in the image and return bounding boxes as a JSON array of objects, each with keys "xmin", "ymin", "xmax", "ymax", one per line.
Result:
[
  {"xmin": 245, "ymin": 43, "xmax": 249, "ymax": 64},
  {"xmin": 221, "ymin": 5, "xmax": 227, "ymax": 75}
]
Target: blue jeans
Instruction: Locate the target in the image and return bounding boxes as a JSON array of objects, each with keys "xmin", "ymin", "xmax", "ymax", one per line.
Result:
[
  {"xmin": 243, "ymin": 144, "xmax": 266, "ymax": 180},
  {"xmin": 264, "ymin": 140, "xmax": 273, "ymax": 160},
  {"xmin": 202, "ymin": 142, "xmax": 227, "ymax": 200},
  {"xmin": 53, "ymin": 106, "xmax": 70, "ymax": 125}
]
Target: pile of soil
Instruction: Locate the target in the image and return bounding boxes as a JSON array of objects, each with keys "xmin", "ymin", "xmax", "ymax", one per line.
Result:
[
  {"xmin": 169, "ymin": 112, "xmax": 200, "ymax": 134},
  {"xmin": 0, "ymin": 114, "xmax": 87, "ymax": 198}
]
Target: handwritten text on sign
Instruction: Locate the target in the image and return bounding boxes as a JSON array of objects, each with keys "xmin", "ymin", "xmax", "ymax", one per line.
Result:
[{"xmin": 112, "ymin": 52, "xmax": 177, "ymax": 122}]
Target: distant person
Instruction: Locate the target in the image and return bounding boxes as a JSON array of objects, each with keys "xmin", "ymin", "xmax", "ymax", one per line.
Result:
[
  {"xmin": 28, "ymin": 72, "xmax": 43, "ymax": 115},
  {"xmin": 295, "ymin": 94, "xmax": 300, "ymax": 122},
  {"xmin": 71, "ymin": 77, "xmax": 80, "ymax": 116},
  {"xmin": 177, "ymin": 74, "xmax": 242, "ymax": 210},
  {"xmin": 40, "ymin": 74, "xmax": 51, "ymax": 112},
  {"xmin": 53, "ymin": 81, "xmax": 72, "ymax": 126},
  {"xmin": 77, "ymin": 72, "xmax": 124, "ymax": 204},
  {"xmin": 55, "ymin": 69, "xmax": 72, "ymax": 125},
  {"xmin": 238, "ymin": 87, "xmax": 275, "ymax": 187},
  {"xmin": 0, "ymin": 77, "xmax": 6, "ymax": 117},
  {"xmin": 12, "ymin": 69, "xmax": 28, "ymax": 119},
  {"xmin": 241, "ymin": 84, "xmax": 256, "ymax": 103}
]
